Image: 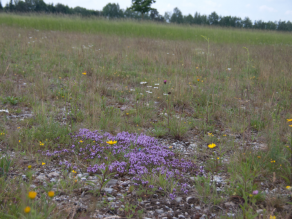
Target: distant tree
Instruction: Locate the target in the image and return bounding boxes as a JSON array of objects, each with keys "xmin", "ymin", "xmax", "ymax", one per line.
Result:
[
  {"xmin": 0, "ymin": 1, "xmax": 3, "ymax": 10},
  {"xmin": 184, "ymin": 14, "xmax": 194, "ymax": 24},
  {"xmin": 208, "ymin": 11, "xmax": 219, "ymax": 25},
  {"xmin": 242, "ymin": 17, "xmax": 252, "ymax": 28},
  {"xmin": 164, "ymin": 11, "xmax": 171, "ymax": 23},
  {"xmin": 129, "ymin": 0, "xmax": 156, "ymax": 19},
  {"xmin": 35, "ymin": 0, "xmax": 48, "ymax": 12},
  {"xmin": 9, "ymin": 0, "xmax": 15, "ymax": 11},
  {"xmin": 170, "ymin": 7, "xmax": 183, "ymax": 24},
  {"xmin": 55, "ymin": 3, "xmax": 71, "ymax": 14},
  {"xmin": 266, "ymin": 21, "xmax": 277, "ymax": 30},
  {"xmin": 103, "ymin": 3, "xmax": 122, "ymax": 18}
]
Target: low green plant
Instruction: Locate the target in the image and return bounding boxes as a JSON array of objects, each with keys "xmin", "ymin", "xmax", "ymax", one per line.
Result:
[
  {"xmin": 1, "ymin": 96, "xmax": 21, "ymax": 105},
  {"xmin": 0, "ymin": 153, "xmax": 12, "ymax": 178}
]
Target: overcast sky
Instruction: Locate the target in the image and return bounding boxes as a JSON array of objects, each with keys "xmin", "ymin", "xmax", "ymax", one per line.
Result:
[{"xmin": 2, "ymin": 0, "xmax": 292, "ymax": 22}]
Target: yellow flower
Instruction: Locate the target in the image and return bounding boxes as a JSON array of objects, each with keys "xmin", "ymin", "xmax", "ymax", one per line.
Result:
[
  {"xmin": 287, "ymin": 119, "xmax": 292, "ymax": 122},
  {"xmin": 290, "ymin": 125, "xmax": 292, "ymax": 127},
  {"xmin": 249, "ymin": 194, "xmax": 253, "ymax": 197},
  {"xmin": 28, "ymin": 191, "xmax": 37, "ymax": 199},
  {"xmin": 106, "ymin": 140, "xmax": 117, "ymax": 145},
  {"xmin": 271, "ymin": 160, "xmax": 276, "ymax": 163},
  {"xmin": 74, "ymin": 179, "xmax": 78, "ymax": 183},
  {"xmin": 79, "ymin": 140, "xmax": 83, "ymax": 143},
  {"xmin": 286, "ymin": 186, "xmax": 292, "ymax": 190},
  {"xmin": 48, "ymin": 191, "xmax": 55, "ymax": 197},
  {"xmin": 207, "ymin": 132, "xmax": 213, "ymax": 136},
  {"xmin": 42, "ymin": 162, "xmax": 45, "ymax": 165},
  {"xmin": 17, "ymin": 127, "xmax": 20, "ymax": 129},
  {"xmin": 28, "ymin": 165, "xmax": 32, "ymax": 169},
  {"xmin": 208, "ymin": 143, "xmax": 216, "ymax": 149},
  {"xmin": 197, "ymin": 78, "xmax": 200, "ymax": 82},
  {"xmin": 223, "ymin": 134, "xmax": 226, "ymax": 137},
  {"xmin": 19, "ymin": 140, "xmax": 21, "ymax": 143},
  {"xmin": 196, "ymin": 67, "xmax": 199, "ymax": 69},
  {"xmin": 270, "ymin": 216, "xmax": 276, "ymax": 219},
  {"xmin": 217, "ymin": 157, "xmax": 219, "ymax": 160},
  {"xmin": 39, "ymin": 141, "xmax": 44, "ymax": 146},
  {"xmin": 82, "ymin": 72, "xmax": 87, "ymax": 75},
  {"xmin": 72, "ymin": 170, "xmax": 76, "ymax": 174},
  {"xmin": 169, "ymin": 146, "xmax": 173, "ymax": 149},
  {"xmin": 24, "ymin": 206, "xmax": 31, "ymax": 213},
  {"xmin": 257, "ymin": 156, "xmax": 261, "ymax": 159}
]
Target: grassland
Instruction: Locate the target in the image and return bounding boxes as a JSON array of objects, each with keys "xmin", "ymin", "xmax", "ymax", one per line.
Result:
[
  {"xmin": 0, "ymin": 14, "xmax": 292, "ymax": 218},
  {"xmin": 1, "ymin": 13, "xmax": 292, "ymax": 45}
]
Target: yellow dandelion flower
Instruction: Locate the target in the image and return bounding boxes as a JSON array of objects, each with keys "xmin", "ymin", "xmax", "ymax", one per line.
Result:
[
  {"xmin": 270, "ymin": 216, "xmax": 276, "ymax": 219},
  {"xmin": 223, "ymin": 134, "xmax": 227, "ymax": 137},
  {"xmin": 106, "ymin": 140, "xmax": 117, "ymax": 145},
  {"xmin": 217, "ymin": 157, "xmax": 219, "ymax": 160},
  {"xmin": 197, "ymin": 78, "xmax": 200, "ymax": 82},
  {"xmin": 287, "ymin": 119, "xmax": 292, "ymax": 122},
  {"xmin": 28, "ymin": 165, "xmax": 32, "ymax": 169},
  {"xmin": 196, "ymin": 67, "xmax": 199, "ymax": 69},
  {"xmin": 169, "ymin": 146, "xmax": 173, "ymax": 149},
  {"xmin": 257, "ymin": 156, "xmax": 261, "ymax": 159},
  {"xmin": 28, "ymin": 191, "xmax": 37, "ymax": 199},
  {"xmin": 249, "ymin": 194, "xmax": 253, "ymax": 197},
  {"xmin": 17, "ymin": 127, "xmax": 20, "ymax": 129},
  {"xmin": 48, "ymin": 191, "xmax": 55, "ymax": 197},
  {"xmin": 19, "ymin": 140, "xmax": 21, "ymax": 143},
  {"xmin": 79, "ymin": 140, "xmax": 83, "ymax": 143},
  {"xmin": 286, "ymin": 186, "xmax": 292, "ymax": 190},
  {"xmin": 208, "ymin": 143, "xmax": 216, "ymax": 149},
  {"xmin": 72, "ymin": 170, "xmax": 76, "ymax": 174},
  {"xmin": 82, "ymin": 72, "xmax": 87, "ymax": 75},
  {"xmin": 24, "ymin": 206, "xmax": 31, "ymax": 213},
  {"xmin": 42, "ymin": 162, "xmax": 45, "ymax": 165}
]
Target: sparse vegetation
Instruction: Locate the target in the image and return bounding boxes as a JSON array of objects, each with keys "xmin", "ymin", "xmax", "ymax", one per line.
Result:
[{"xmin": 0, "ymin": 15, "xmax": 292, "ymax": 218}]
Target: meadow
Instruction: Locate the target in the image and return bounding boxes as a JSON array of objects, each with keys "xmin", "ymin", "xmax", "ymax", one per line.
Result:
[{"xmin": 0, "ymin": 14, "xmax": 292, "ymax": 218}]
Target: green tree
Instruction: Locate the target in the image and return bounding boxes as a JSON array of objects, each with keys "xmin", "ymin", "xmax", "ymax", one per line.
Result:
[
  {"xmin": 170, "ymin": 7, "xmax": 183, "ymax": 24},
  {"xmin": 129, "ymin": 0, "xmax": 156, "ymax": 19},
  {"xmin": 184, "ymin": 14, "xmax": 194, "ymax": 24},
  {"xmin": 103, "ymin": 3, "xmax": 123, "ymax": 18},
  {"xmin": 208, "ymin": 11, "xmax": 219, "ymax": 25},
  {"xmin": 0, "ymin": 1, "xmax": 3, "ymax": 10}
]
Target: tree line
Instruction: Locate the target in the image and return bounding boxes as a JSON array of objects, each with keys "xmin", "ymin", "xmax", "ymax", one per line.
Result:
[{"xmin": 0, "ymin": 0, "xmax": 291, "ymax": 32}]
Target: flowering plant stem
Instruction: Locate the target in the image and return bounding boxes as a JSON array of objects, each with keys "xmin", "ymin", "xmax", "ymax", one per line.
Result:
[{"xmin": 97, "ymin": 166, "xmax": 115, "ymax": 195}]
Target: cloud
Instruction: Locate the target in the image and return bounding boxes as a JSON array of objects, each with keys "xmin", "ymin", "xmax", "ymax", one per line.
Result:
[
  {"xmin": 286, "ymin": 10, "xmax": 292, "ymax": 15},
  {"xmin": 259, "ymin": 5, "xmax": 277, "ymax": 12}
]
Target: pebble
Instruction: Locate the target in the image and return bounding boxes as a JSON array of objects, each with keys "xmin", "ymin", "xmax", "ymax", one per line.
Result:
[
  {"xmin": 48, "ymin": 172, "xmax": 59, "ymax": 178},
  {"xmin": 156, "ymin": 209, "xmax": 164, "ymax": 214},
  {"xmin": 36, "ymin": 173, "xmax": 48, "ymax": 181},
  {"xmin": 81, "ymin": 177, "xmax": 87, "ymax": 181},
  {"xmin": 175, "ymin": 197, "xmax": 183, "ymax": 203},
  {"xmin": 104, "ymin": 188, "xmax": 113, "ymax": 194}
]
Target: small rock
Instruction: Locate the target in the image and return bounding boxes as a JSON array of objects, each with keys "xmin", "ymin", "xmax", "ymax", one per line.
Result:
[
  {"xmin": 256, "ymin": 209, "xmax": 264, "ymax": 214},
  {"xmin": 30, "ymin": 184, "xmax": 36, "ymax": 188},
  {"xmin": 175, "ymin": 197, "xmax": 183, "ymax": 203},
  {"xmin": 224, "ymin": 202, "xmax": 235, "ymax": 208},
  {"xmin": 199, "ymin": 214, "xmax": 207, "ymax": 219},
  {"xmin": 178, "ymin": 215, "xmax": 185, "ymax": 219},
  {"xmin": 104, "ymin": 188, "xmax": 113, "ymax": 194},
  {"xmin": 106, "ymin": 179, "xmax": 118, "ymax": 187},
  {"xmin": 50, "ymin": 178, "xmax": 57, "ymax": 182},
  {"xmin": 227, "ymin": 213, "xmax": 235, "ymax": 217},
  {"xmin": 81, "ymin": 177, "xmax": 87, "ymax": 181},
  {"xmin": 107, "ymin": 197, "xmax": 115, "ymax": 202},
  {"xmin": 77, "ymin": 174, "xmax": 83, "ymax": 178},
  {"xmin": 83, "ymin": 173, "xmax": 89, "ymax": 177},
  {"xmin": 186, "ymin": 196, "xmax": 199, "ymax": 204},
  {"xmin": 36, "ymin": 174, "xmax": 47, "ymax": 181},
  {"xmin": 48, "ymin": 172, "xmax": 59, "ymax": 178},
  {"xmin": 156, "ymin": 209, "xmax": 164, "ymax": 214}
]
